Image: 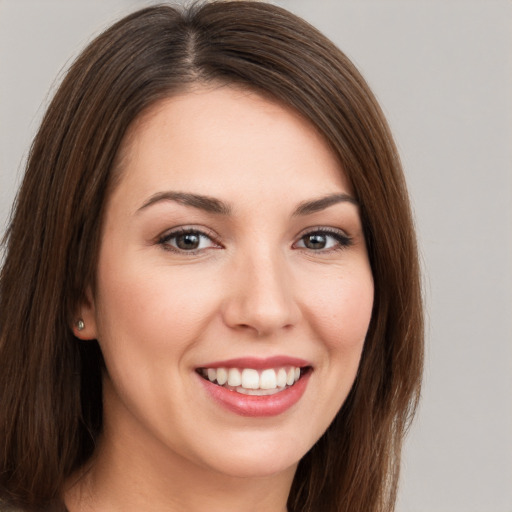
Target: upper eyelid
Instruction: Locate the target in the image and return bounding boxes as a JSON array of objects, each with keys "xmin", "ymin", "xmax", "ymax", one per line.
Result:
[
  {"xmin": 295, "ymin": 226, "xmax": 351, "ymax": 239},
  {"xmin": 158, "ymin": 225, "xmax": 219, "ymax": 241}
]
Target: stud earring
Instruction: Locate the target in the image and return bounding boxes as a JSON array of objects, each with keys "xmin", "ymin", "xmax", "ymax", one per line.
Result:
[{"xmin": 76, "ymin": 319, "xmax": 85, "ymax": 331}]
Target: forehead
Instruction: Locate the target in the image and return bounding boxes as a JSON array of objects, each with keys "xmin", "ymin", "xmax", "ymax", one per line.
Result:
[{"xmin": 111, "ymin": 84, "xmax": 351, "ymax": 210}]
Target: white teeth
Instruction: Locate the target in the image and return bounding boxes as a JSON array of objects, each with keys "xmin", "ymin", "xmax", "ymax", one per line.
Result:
[
  {"xmin": 228, "ymin": 368, "xmax": 242, "ymax": 387},
  {"xmin": 216, "ymin": 367, "xmax": 228, "ymax": 385},
  {"xmin": 235, "ymin": 386, "xmax": 282, "ymax": 396},
  {"xmin": 276, "ymin": 368, "xmax": 287, "ymax": 388},
  {"xmin": 241, "ymin": 369, "xmax": 260, "ymax": 389},
  {"xmin": 260, "ymin": 369, "xmax": 277, "ymax": 389},
  {"xmin": 201, "ymin": 365, "xmax": 305, "ymax": 393}
]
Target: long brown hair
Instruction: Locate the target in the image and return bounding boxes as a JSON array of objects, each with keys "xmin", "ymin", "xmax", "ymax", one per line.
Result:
[{"xmin": 0, "ymin": 2, "xmax": 423, "ymax": 511}]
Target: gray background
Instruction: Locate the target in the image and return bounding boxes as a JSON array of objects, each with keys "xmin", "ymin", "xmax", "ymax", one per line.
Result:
[{"xmin": 1, "ymin": 1, "xmax": 511, "ymax": 511}]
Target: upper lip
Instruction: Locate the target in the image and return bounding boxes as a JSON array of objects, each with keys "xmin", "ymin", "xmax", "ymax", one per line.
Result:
[{"xmin": 197, "ymin": 355, "xmax": 311, "ymax": 369}]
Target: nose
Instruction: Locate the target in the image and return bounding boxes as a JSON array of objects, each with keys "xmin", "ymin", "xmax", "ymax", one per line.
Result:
[{"xmin": 221, "ymin": 248, "xmax": 301, "ymax": 337}]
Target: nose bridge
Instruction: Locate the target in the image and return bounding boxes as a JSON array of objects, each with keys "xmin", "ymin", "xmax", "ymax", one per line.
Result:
[{"xmin": 223, "ymin": 243, "xmax": 299, "ymax": 336}]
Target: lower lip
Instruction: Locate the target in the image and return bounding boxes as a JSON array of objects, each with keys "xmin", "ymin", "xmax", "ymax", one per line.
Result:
[{"xmin": 198, "ymin": 371, "xmax": 311, "ymax": 417}]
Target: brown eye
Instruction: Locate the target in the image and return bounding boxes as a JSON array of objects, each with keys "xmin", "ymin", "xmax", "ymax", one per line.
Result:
[
  {"xmin": 175, "ymin": 233, "xmax": 201, "ymax": 250},
  {"xmin": 159, "ymin": 229, "xmax": 218, "ymax": 253},
  {"xmin": 303, "ymin": 233, "xmax": 328, "ymax": 250},
  {"xmin": 295, "ymin": 229, "xmax": 352, "ymax": 252}
]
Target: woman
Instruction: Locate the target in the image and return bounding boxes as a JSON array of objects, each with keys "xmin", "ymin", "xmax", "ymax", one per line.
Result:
[{"xmin": 0, "ymin": 2, "xmax": 423, "ymax": 511}]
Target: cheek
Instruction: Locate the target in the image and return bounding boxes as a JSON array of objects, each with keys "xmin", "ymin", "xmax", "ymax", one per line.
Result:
[
  {"xmin": 93, "ymin": 250, "xmax": 222, "ymax": 361},
  {"xmin": 91, "ymin": 253, "xmax": 222, "ymax": 422},
  {"xmin": 295, "ymin": 263, "xmax": 374, "ymax": 439},
  {"xmin": 301, "ymin": 266, "xmax": 374, "ymax": 354}
]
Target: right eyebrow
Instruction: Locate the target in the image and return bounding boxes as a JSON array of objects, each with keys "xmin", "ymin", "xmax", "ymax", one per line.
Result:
[{"xmin": 136, "ymin": 191, "xmax": 232, "ymax": 215}]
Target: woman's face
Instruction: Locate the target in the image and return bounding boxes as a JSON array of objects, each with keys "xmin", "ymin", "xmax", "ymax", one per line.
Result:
[{"xmin": 81, "ymin": 86, "xmax": 374, "ymax": 479}]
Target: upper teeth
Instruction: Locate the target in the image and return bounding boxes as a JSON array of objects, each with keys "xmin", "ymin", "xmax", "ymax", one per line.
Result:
[{"xmin": 201, "ymin": 366, "xmax": 302, "ymax": 391}]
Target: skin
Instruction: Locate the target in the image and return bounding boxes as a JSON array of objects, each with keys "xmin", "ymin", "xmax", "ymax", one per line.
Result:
[{"xmin": 68, "ymin": 85, "xmax": 374, "ymax": 512}]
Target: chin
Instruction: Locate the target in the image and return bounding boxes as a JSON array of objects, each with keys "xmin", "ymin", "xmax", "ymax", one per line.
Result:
[
  {"xmin": 210, "ymin": 455, "xmax": 299, "ymax": 480},
  {"xmin": 193, "ymin": 431, "xmax": 312, "ymax": 480}
]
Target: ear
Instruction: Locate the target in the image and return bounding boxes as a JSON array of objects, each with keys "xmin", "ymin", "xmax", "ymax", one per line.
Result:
[{"xmin": 73, "ymin": 288, "xmax": 98, "ymax": 340}]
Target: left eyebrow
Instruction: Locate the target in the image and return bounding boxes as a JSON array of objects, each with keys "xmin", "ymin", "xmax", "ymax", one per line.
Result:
[{"xmin": 292, "ymin": 193, "xmax": 358, "ymax": 216}]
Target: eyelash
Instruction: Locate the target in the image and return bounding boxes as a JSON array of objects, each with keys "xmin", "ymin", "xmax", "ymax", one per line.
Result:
[
  {"xmin": 158, "ymin": 227, "xmax": 221, "ymax": 255},
  {"xmin": 157, "ymin": 226, "xmax": 353, "ymax": 255},
  {"xmin": 294, "ymin": 227, "xmax": 353, "ymax": 253}
]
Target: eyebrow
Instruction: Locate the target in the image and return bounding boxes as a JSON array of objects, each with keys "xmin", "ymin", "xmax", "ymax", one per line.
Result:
[
  {"xmin": 137, "ymin": 191, "xmax": 232, "ymax": 215},
  {"xmin": 137, "ymin": 191, "xmax": 357, "ymax": 216},
  {"xmin": 292, "ymin": 193, "xmax": 358, "ymax": 216}
]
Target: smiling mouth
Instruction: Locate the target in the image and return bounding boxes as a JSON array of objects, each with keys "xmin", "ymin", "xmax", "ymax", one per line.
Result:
[{"xmin": 197, "ymin": 366, "xmax": 312, "ymax": 396}]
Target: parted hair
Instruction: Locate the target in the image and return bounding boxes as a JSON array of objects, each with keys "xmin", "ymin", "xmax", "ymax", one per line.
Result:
[{"xmin": 0, "ymin": 2, "xmax": 423, "ymax": 511}]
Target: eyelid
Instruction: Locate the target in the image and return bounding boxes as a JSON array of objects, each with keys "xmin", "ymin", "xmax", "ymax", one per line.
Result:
[
  {"xmin": 157, "ymin": 225, "xmax": 222, "ymax": 254},
  {"xmin": 293, "ymin": 226, "xmax": 353, "ymax": 251}
]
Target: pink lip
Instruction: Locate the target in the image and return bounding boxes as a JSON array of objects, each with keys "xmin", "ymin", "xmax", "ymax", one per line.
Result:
[
  {"xmin": 197, "ymin": 355, "xmax": 311, "ymax": 369},
  {"xmin": 197, "ymin": 368, "xmax": 312, "ymax": 418}
]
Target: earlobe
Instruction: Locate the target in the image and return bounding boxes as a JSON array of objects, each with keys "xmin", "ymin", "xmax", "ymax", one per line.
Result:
[{"xmin": 73, "ymin": 289, "xmax": 98, "ymax": 340}]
